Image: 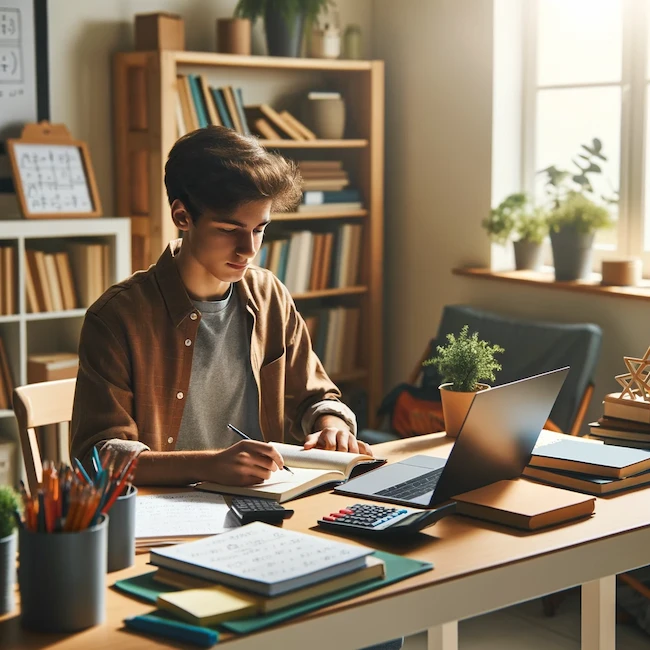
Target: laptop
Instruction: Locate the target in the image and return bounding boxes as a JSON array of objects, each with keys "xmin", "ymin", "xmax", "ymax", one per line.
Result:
[{"xmin": 336, "ymin": 367, "xmax": 570, "ymax": 508}]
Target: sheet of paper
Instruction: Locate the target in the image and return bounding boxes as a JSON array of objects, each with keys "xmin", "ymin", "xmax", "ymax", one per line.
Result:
[{"xmin": 135, "ymin": 492, "xmax": 240, "ymax": 539}]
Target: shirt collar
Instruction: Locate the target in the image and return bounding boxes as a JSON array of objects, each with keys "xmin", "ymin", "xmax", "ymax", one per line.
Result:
[{"xmin": 154, "ymin": 239, "xmax": 259, "ymax": 327}]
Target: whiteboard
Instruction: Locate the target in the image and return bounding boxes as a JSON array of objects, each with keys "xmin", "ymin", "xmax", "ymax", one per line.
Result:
[{"xmin": 12, "ymin": 143, "xmax": 94, "ymax": 214}]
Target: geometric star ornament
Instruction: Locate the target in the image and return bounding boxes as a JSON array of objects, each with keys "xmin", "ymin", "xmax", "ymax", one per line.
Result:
[{"xmin": 615, "ymin": 345, "xmax": 650, "ymax": 401}]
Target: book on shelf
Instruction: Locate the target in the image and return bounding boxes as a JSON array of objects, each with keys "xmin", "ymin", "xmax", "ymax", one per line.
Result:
[
  {"xmin": 154, "ymin": 555, "xmax": 386, "ymax": 626},
  {"xmin": 67, "ymin": 242, "xmax": 109, "ymax": 307},
  {"xmin": 211, "ymin": 88, "xmax": 234, "ymax": 130},
  {"xmin": 222, "ymin": 86, "xmax": 244, "ymax": 134},
  {"xmin": 197, "ymin": 442, "xmax": 385, "ymax": 503},
  {"xmin": 529, "ymin": 438, "xmax": 650, "ymax": 479},
  {"xmin": 0, "ymin": 246, "xmax": 15, "ymax": 316},
  {"xmin": 25, "ymin": 250, "xmax": 46, "ymax": 312},
  {"xmin": 280, "ymin": 110, "xmax": 316, "ymax": 140},
  {"xmin": 54, "ymin": 252, "xmax": 78, "ymax": 310},
  {"xmin": 453, "ymin": 479, "xmax": 595, "ymax": 531},
  {"xmin": 27, "ymin": 352, "xmax": 79, "ymax": 384},
  {"xmin": 0, "ymin": 336, "xmax": 13, "ymax": 409},
  {"xmin": 299, "ymin": 160, "xmax": 343, "ymax": 171},
  {"xmin": 198, "ymin": 75, "xmax": 221, "ymax": 127},
  {"xmin": 43, "ymin": 254, "xmax": 65, "ymax": 312},
  {"xmin": 187, "ymin": 74, "xmax": 210, "ymax": 128},
  {"xmin": 149, "ymin": 521, "xmax": 374, "ymax": 597},
  {"xmin": 233, "ymin": 88, "xmax": 251, "ymax": 136},
  {"xmin": 253, "ymin": 117, "xmax": 281, "ymax": 140},
  {"xmin": 298, "ymin": 202, "xmax": 363, "ymax": 213},
  {"xmin": 246, "ymin": 104, "xmax": 304, "ymax": 141},
  {"xmin": 177, "ymin": 75, "xmax": 198, "ymax": 132},
  {"xmin": 302, "ymin": 179, "xmax": 350, "ymax": 191},
  {"xmin": 522, "ymin": 465, "xmax": 650, "ymax": 495},
  {"xmin": 31, "ymin": 250, "xmax": 54, "ymax": 312},
  {"xmin": 302, "ymin": 189, "xmax": 362, "ymax": 205}
]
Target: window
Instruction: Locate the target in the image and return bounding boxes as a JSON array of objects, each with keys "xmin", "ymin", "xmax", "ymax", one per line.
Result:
[{"xmin": 522, "ymin": 0, "xmax": 650, "ymax": 269}]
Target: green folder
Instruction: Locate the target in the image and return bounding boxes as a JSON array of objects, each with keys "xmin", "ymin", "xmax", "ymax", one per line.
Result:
[{"xmin": 114, "ymin": 551, "xmax": 432, "ymax": 635}]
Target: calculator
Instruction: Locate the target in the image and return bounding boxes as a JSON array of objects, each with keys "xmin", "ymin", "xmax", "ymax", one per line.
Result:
[
  {"xmin": 317, "ymin": 502, "xmax": 456, "ymax": 538},
  {"xmin": 229, "ymin": 497, "xmax": 294, "ymax": 525}
]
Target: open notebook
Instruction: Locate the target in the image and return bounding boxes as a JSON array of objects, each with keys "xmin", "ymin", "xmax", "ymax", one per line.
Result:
[{"xmin": 196, "ymin": 442, "xmax": 386, "ymax": 503}]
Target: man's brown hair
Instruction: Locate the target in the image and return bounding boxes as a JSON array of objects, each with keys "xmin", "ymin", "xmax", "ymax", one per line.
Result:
[{"xmin": 164, "ymin": 126, "xmax": 302, "ymax": 221}]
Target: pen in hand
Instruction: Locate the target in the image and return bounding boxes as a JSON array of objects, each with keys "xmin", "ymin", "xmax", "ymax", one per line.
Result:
[{"xmin": 227, "ymin": 423, "xmax": 294, "ymax": 475}]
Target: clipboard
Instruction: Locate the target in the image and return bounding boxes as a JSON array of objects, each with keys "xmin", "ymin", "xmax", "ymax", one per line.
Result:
[{"xmin": 7, "ymin": 121, "xmax": 103, "ymax": 219}]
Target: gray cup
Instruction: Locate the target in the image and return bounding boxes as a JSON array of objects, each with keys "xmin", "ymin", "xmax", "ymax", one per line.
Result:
[
  {"xmin": 107, "ymin": 484, "xmax": 137, "ymax": 572},
  {"xmin": 18, "ymin": 515, "xmax": 107, "ymax": 632}
]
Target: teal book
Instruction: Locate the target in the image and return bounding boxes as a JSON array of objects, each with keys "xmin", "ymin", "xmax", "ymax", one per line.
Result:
[
  {"xmin": 234, "ymin": 88, "xmax": 251, "ymax": 136},
  {"xmin": 210, "ymin": 87, "xmax": 234, "ymax": 130},
  {"xmin": 187, "ymin": 75, "xmax": 209, "ymax": 128},
  {"xmin": 277, "ymin": 240, "xmax": 290, "ymax": 283},
  {"xmin": 115, "ymin": 551, "xmax": 432, "ymax": 635},
  {"xmin": 124, "ymin": 612, "xmax": 219, "ymax": 647}
]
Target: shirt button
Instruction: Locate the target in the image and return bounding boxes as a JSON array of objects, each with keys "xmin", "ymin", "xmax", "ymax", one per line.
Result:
[
  {"xmin": 190, "ymin": 312, "xmax": 198, "ymax": 321},
  {"xmin": 176, "ymin": 391, "xmax": 184, "ymax": 399},
  {"xmin": 185, "ymin": 338, "xmax": 192, "ymax": 347},
  {"xmin": 167, "ymin": 437, "xmax": 174, "ymax": 444}
]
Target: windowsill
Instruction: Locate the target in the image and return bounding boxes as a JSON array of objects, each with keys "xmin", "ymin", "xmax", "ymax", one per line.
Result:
[{"xmin": 452, "ymin": 266, "xmax": 650, "ymax": 302}]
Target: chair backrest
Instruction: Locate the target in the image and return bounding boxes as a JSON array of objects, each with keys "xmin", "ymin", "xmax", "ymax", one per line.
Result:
[
  {"xmin": 420, "ymin": 305, "xmax": 603, "ymax": 434},
  {"xmin": 13, "ymin": 378, "xmax": 76, "ymax": 494}
]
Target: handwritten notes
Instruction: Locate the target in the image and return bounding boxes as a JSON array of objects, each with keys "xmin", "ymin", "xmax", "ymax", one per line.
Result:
[
  {"xmin": 12, "ymin": 143, "xmax": 94, "ymax": 214},
  {"xmin": 135, "ymin": 492, "xmax": 240, "ymax": 540}
]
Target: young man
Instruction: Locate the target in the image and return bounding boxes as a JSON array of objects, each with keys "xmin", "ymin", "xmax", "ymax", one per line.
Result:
[{"xmin": 70, "ymin": 126, "xmax": 372, "ymax": 486}]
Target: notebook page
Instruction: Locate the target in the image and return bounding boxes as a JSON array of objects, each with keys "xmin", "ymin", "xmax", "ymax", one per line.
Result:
[
  {"xmin": 135, "ymin": 492, "xmax": 240, "ymax": 539},
  {"xmin": 152, "ymin": 522, "xmax": 372, "ymax": 586},
  {"xmin": 272, "ymin": 442, "xmax": 373, "ymax": 474},
  {"xmin": 242, "ymin": 466, "xmax": 341, "ymax": 495}
]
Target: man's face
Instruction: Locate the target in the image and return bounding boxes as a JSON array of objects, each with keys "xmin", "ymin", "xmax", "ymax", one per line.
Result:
[{"xmin": 183, "ymin": 199, "xmax": 272, "ymax": 284}]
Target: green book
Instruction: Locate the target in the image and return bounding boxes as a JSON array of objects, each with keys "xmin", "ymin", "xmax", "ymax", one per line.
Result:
[{"xmin": 114, "ymin": 551, "xmax": 432, "ymax": 634}]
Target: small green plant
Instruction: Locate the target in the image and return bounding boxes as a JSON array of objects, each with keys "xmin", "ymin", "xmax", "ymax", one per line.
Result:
[
  {"xmin": 234, "ymin": 0, "xmax": 333, "ymax": 24},
  {"xmin": 547, "ymin": 191, "xmax": 614, "ymax": 235},
  {"xmin": 423, "ymin": 325, "xmax": 504, "ymax": 393},
  {"xmin": 482, "ymin": 193, "xmax": 548, "ymax": 245},
  {"xmin": 0, "ymin": 486, "xmax": 20, "ymax": 538}
]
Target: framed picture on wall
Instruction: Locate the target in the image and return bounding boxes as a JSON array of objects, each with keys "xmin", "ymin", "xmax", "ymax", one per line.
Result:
[{"xmin": 0, "ymin": 0, "xmax": 49, "ymax": 197}]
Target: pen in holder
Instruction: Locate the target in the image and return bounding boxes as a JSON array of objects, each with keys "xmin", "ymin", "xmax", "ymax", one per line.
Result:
[
  {"xmin": 18, "ymin": 514, "xmax": 108, "ymax": 631},
  {"xmin": 107, "ymin": 483, "xmax": 137, "ymax": 572}
]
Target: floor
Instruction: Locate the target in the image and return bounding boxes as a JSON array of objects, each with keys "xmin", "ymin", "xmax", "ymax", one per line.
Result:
[{"xmin": 402, "ymin": 590, "xmax": 649, "ymax": 650}]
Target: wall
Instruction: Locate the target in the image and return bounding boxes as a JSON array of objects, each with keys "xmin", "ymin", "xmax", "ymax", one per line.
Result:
[
  {"xmin": 46, "ymin": 0, "xmax": 373, "ymax": 217},
  {"xmin": 372, "ymin": 0, "xmax": 650, "ymax": 432}
]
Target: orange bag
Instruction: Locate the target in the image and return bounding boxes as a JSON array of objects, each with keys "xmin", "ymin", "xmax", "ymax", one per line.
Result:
[{"xmin": 390, "ymin": 391, "xmax": 445, "ymax": 438}]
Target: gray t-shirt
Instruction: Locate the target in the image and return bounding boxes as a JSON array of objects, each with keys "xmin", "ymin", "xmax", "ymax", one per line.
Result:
[{"xmin": 176, "ymin": 285, "xmax": 263, "ymax": 451}]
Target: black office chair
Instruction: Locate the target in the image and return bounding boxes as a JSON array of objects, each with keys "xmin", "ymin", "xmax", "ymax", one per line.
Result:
[{"xmin": 359, "ymin": 304, "xmax": 602, "ymax": 444}]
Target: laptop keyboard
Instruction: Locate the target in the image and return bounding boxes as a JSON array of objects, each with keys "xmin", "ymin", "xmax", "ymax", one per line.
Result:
[{"xmin": 376, "ymin": 468, "xmax": 444, "ymax": 500}]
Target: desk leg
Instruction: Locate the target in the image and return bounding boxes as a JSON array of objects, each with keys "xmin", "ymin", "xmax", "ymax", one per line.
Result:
[
  {"xmin": 581, "ymin": 576, "xmax": 615, "ymax": 650},
  {"xmin": 427, "ymin": 621, "xmax": 458, "ymax": 650}
]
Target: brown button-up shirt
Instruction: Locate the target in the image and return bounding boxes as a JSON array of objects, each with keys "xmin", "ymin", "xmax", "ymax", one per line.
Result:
[{"xmin": 70, "ymin": 240, "xmax": 345, "ymax": 463}]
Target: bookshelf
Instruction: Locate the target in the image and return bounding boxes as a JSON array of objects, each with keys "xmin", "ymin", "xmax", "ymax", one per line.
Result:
[
  {"xmin": 112, "ymin": 50, "xmax": 384, "ymax": 426},
  {"xmin": 0, "ymin": 218, "xmax": 131, "ymax": 485}
]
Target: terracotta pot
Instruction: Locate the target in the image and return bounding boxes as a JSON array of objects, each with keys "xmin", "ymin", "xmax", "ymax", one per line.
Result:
[{"xmin": 439, "ymin": 382, "xmax": 490, "ymax": 438}]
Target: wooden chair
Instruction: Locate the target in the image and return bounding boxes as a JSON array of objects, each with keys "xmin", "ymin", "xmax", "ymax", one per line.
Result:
[{"xmin": 13, "ymin": 378, "xmax": 76, "ymax": 495}]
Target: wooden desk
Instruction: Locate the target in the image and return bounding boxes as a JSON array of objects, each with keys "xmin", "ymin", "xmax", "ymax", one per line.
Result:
[{"xmin": 2, "ymin": 433, "xmax": 650, "ymax": 650}]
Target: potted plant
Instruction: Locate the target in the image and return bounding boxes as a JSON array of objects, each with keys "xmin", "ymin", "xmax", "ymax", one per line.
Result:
[
  {"xmin": 539, "ymin": 138, "xmax": 617, "ymax": 281},
  {"xmin": 0, "ymin": 486, "xmax": 20, "ymax": 615},
  {"xmin": 234, "ymin": 0, "xmax": 333, "ymax": 57},
  {"xmin": 482, "ymin": 193, "xmax": 548, "ymax": 271},
  {"xmin": 424, "ymin": 325, "xmax": 504, "ymax": 438}
]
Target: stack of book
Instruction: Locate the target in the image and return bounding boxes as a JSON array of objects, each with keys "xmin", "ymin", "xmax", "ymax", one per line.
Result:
[
  {"xmin": 589, "ymin": 391, "xmax": 650, "ymax": 449},
  {"xmin": 24, "ymin": 242, "xmax": 110, "ymax": 312},
  {"xmin": 298, "ymin": 160, "xmax": 351, "ymax": 192},
  {"xmin": 147, "ymin": 522, "xmax": 385, "ymax": 627},
  {"xmin": 523, "ymin": 437, "xmax": 650, "ymax": 495},
  {"xmin": 0, "ymin": 245, "xmax": 16, "ymax": 315},
  {"xmin": 0, "ymin": 336, "xmax": 13, "ymax": 410},
  {"xmin": 256, "ymin": 223, "xmax": 363, "ymax": 293}
]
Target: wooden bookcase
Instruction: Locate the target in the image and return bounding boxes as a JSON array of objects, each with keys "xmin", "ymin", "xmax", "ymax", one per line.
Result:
[
  {"xmin": 0, "ymin": 217, "xmax": 131, "ymax": 485},
  {"xmin": 112, "ymin": 51, "xmax": 384, "ymax": 425}
]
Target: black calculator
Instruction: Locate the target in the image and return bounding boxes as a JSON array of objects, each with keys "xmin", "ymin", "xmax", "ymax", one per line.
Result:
[
  {"xmin": 229, "ymin": 497, "xmax": 294, "ymax": 525},
  {"xmin": 317, "ymin": 502, "xmax": 456, "ymax": 538}
]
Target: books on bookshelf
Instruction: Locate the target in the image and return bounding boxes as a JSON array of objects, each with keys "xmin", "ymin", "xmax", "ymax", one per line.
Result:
[
  {"xmin": 298, "ymin": 160, "xmax": 351, "ymax": 192},
  {"xmin": 149, "ymin": 521, "xmax": 373, "ymax": 597},
  {"xmin": 174, "ymin": 76, "xmax": 317, "ymax": 143},
  {"xmin": 257, "ymin": 224, "xmax": 363, "ymax": 293},
  {"xmin": 24, "ymin": 242, "xmax": 110, "ymax": 313},
  {"xmin": 0, "ymin": 246, "xmax": 16, "ymax": 315},
  {"xmin": 27, "ymin": 352, "xmax": 79, "ymax": 384}
]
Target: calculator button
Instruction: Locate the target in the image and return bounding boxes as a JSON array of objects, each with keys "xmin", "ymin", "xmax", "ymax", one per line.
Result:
[
  {"xmin": 339, "ymin": 509, "xmax": 353, "ymax": 515},
  {"xmin": 323, "ymin": 516, "xmax": 337, "ymax": 522}
]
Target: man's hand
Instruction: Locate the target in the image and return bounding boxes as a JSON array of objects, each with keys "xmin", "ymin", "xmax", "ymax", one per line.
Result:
[
  {"xmin": 304, "ymin": 415, "xmax": 373, "ymax": 456},
  {"xmin": 212, "ymin": 440, "xmax": 286, "ymax": 486}
]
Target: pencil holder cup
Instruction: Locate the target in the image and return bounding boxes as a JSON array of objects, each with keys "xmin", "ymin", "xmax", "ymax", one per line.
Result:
[
  {"xmin": 18, "ymin": 515, "xmax": 107, "ymax": 632},
  {"xmin": 107, "ymin": 484, "xmax": 137, "ymax": 572}
]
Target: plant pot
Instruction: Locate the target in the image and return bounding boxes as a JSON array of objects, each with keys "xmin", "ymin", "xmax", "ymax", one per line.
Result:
[
  {"xmin": 264, "ymin": 2, "xmax": 305, "ymax": 57},
  {"xmin": 513, "ymin": 240, "xmax": 543, "ymax": 271},
  {"xmin": 439, "ymin": 383, "xmax": 490, "ymax": 438},
  {"xmin": 0, "ymin": 532, "xmax": 16, "ymax": 615},
  {"xmin": 550, "ymin": 227, "xmax": 595, "ymax": 281}
]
